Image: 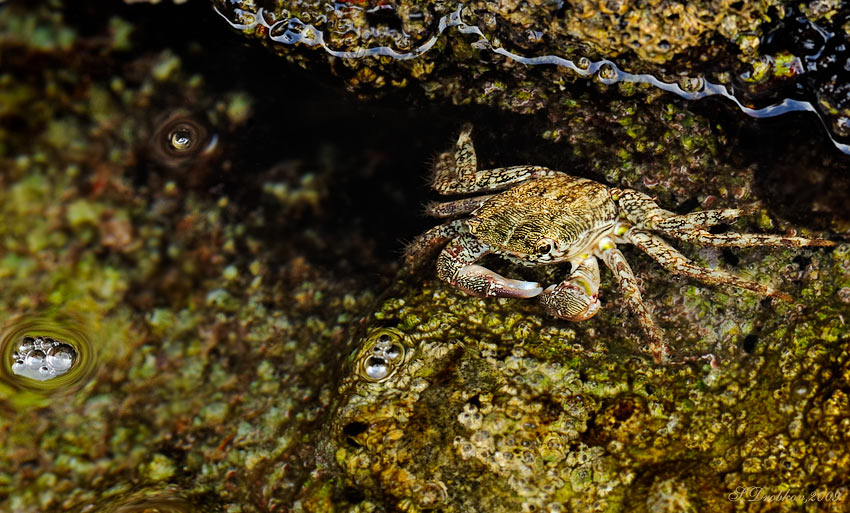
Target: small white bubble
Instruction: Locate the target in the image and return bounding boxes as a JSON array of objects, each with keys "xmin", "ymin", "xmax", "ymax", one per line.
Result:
[
  {"xmin": 25, "ymin": 349, "xmax": 46, "ymax": 367},
  {"xmin": 384, "ymin": 344, "xmax": 402, "ymax": 360},
  {"xmin": 364, "ymin": 357, "xmax": 390, "ymax": 381},
  {"xmin": 679, "ymin": 76, "xmax": 705, "ymax": 93},
  {"xmin": 597, "ymin": 62, "xmax": 618, "ymax": 83},
  {"xmin": 47, "ymin": 344, "xmax": 76, "ymax": 372},
  {"xmin": 20, "ymin": 337, "xmax": 35, "ymax": 352}
]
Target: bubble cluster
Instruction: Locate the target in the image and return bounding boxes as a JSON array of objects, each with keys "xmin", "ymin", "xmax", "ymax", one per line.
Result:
[
  {"xmin": 0, "ymin": 314, "xmax": 98, "ymax": 395},
  {"xmin": 355, "ymin": 328, "xmax": 407, "ymax": 382},
  {"xmin": 11, "ymin": 335, "xmax": 76, "ymax": 381}
]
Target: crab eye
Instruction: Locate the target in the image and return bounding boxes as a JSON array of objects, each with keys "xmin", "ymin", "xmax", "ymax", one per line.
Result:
[{"xmin": 536, "ymin": 239, "xmax": 554, "ymax": 255}]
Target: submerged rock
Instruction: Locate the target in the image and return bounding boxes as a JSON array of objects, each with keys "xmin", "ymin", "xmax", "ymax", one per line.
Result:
[{"xmin": 329, "ymin": 239, "xmax": 850, "ymax": 511}]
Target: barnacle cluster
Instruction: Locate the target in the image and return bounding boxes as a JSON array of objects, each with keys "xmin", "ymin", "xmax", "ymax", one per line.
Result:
[
  {"xmin": 216, "ymin": 0, "xmax": 780, "ymax": 64},
  {"xmin": 556, "ymin": 0, "xmax": 779, "ymax": 63}
]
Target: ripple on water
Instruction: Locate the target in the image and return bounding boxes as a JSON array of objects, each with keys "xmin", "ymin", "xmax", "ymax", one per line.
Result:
[
  {"xmin": 79, "ymin": 487, "xmax": 207, "ymax": 513},
  {"xmin": 0, "ymin": 314, "xmax": 99, "ymax": 396}
]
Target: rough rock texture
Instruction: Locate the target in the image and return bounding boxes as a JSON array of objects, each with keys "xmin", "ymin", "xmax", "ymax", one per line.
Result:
[
  {"xmin": 213, "ymin": 0, "xmax": 850, "ymax": 147},
  {"xmin": 332, "ymin": 239, "xmax": 850, "ymax": 511}
]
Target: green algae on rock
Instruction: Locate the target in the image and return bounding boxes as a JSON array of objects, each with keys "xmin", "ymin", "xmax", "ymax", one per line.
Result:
[{"xmin": 0, "ymin": 3, "xmax": 381, "ymax": 511}]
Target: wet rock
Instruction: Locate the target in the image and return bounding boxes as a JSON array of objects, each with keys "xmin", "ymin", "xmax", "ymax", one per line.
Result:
[
  {"xmin": 213, "ymin": 0, "xmax": 850, "ymax": 153},
  {"xmin": 329, "ymin": 238, "xmax": 850, "ymax": 511}
]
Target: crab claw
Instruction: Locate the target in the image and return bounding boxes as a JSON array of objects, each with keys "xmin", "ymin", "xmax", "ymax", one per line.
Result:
[
  {"xmin": 454, "ymin": 264, "xmax": 543, "ymax": 298},
  {"xmin": 539, "ymin": 282, "xmax": 601, "ymax": 321},
  {"xmin": 539, "ymin": 257, "xmax": 602, "ymax": 321}
]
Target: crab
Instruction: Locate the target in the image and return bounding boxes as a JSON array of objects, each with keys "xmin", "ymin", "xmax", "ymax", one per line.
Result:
[{"xmin": 406, "ymin": 125, "xmax": 835, "ymax": 363}]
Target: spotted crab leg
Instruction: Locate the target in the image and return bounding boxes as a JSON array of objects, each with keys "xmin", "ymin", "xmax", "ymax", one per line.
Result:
[
  {"xmin": 437, "ymin": 233, "xmax": 543, "ymax": 298},
  {"xmin": 625, "ymin": 228, "xmax": 794, "ymax": 302},
  {"xmin": 597, "ymin": 242, "xmax": 669, "ymax": 364},
  {"xmin": 539, "ymin": 256, "xmax": 602, "ymax": 321},
  {"xmin": 655, "ymin": 228, "xmax": 834, "ymax": 248},
  {"xmin": 426, "ymin": 195, "xmax": 495, "ymax": 218},
  {"xmin": 614, "ymin": 188, "xmax": 756, "ymax": 229},
  {"xmin": 615, "ymin": 188, "xmax": 834, "ymax": 247},
  {"xmin": 405, "ymin": 219, "xmax": 465, "ymax": 267},
  {"xmin": 431, "ymin": 124, "xmax": 558, "ymax": 195}
]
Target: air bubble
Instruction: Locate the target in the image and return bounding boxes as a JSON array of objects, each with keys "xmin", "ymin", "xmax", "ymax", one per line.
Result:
[
  {"xmin": 576, "ymin": 57, "xmax": 591, "ymax": 71},
  {"xmin": 20, "ymin": 336, "xmax": 35, "ymax": 352},
  {"xmin": 596, "ymin": 62, "xmax": 618, "ymax": 83},
  {"xmin": 679, "ymin": 76, "xmax": 705, "ymax": 93},
  {"xmin": 355, "ymin": 327, "xmax": 408, "ymax": 382},
  {"xmin": 149, "ymin": 112, "xmax": 217, "ymax": 170},
  {"xmin": 833, "ymin": 116, "xmax": 850, "ymax": 137},
  {"xmin": 169, "ymin": 127, "xmax": 195, "ymax": 151},
  {"xmin": 47, "ymin": 343, "xmax": 76, "ymax": 372},
  {"xmin": 385, "ymin": 344, "xmax": 402, "ymax": 360},
  {"xmin": 363, "ymin": 356, "xmax": 390, "ymax": 380},
  {"xmin": 24, "ymin": 349, "xmax": 46, "ymax": 368},
  {"xmin": 1, "ymin": 314, "xmax": 99, "ymax": 396}
]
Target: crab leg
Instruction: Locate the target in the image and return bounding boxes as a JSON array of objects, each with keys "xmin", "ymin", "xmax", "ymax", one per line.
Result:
[
  {"xmin": 658, "ymin": 229, "xmax": 834, "ymax": 248},
  {"xmin": 426, "ymin": 195, "xmax": 495, "ymax": 218},
  {"xmin": 614, "ymin": 188, "xmax": 756, "ymax": 230},
  {"xmin": 405, "ymin": 219, "xmax": 465, "ymax": 267},
  {"xmin": 539, "ymin": 256, "xmax": 602, "ymax": 321},
  {"xmin": 431, "ymin": 124, "xmax": 557, "ymax": 195},
  {"xmin": 436, "ymin": 234, "xmax": 543, "ymax": 298},
  {"xmin": 598, "ymin": 243, "xmax": 669, "ymax": 364},
  {"xmin": 615, "ymin": 188, "xmax": 833, "ymax": 247},
  {"xmin": 626, "ymin": 228, "xmax": 794, "ymax": 302}
]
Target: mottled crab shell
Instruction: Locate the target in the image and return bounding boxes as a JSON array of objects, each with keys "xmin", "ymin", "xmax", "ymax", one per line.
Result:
[{"xmin": 467, "ymin": 175, "xmax": 618, "ymax": 260}]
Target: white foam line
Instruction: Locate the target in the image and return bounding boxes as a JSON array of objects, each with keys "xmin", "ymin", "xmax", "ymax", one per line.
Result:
[{"xmin": 214, "ymin": 4, "xmax": 850, "ymax": 155}]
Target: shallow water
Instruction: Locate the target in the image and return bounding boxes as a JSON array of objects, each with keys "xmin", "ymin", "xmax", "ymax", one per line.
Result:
[{"xmin": 1, "ymin": 1, "xmax": 850, "ymax": 512}]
